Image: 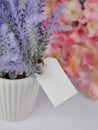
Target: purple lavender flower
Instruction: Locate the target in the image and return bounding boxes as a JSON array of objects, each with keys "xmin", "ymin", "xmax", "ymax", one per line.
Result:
[
  {"xmin": 0, "ymin": 0, "xmax": 11, "ymax": 26},
  {"xmin": 46, "ymin": 3, "xmax": 65, "ymax": 32},
  {"xmin": 0, "ymin": 0, "xmax": 72, "ymax": 79}
]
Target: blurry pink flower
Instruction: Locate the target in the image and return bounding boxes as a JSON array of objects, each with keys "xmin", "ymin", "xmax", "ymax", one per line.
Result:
[
  {"xmin": 79, "ymin": 76, "xmax": 98, "ymax": 100},
  {"xmin": 45, "ymin": 0, "xmax": 67, "ymax": 14},
  {"xmin": 90, "ymin": 36, "xmax": 98, "ymax": 49},
  {"xmin": 50, "ymin": 32, "xmax": 74, "ymax": 47},
  {"xmin": 62, "ymin": 1, "xmax": 82, "ymax": 22},
  {"xmin": 84, "ymin": 0, "xmax": 98, "ymax": 21},
  {"xmin": 70, "ymin": 25, "xmax": 90, "ymax": 45},
  {"xmin": 80, "ymin": 52, "xmax": 94, "ymax": 69},
  {"xmin": 79, "ymin": 72, "xmax": 98, "ymax": 100},
  {"xmin": 64, "ymin": 66, "xmax": 80, "ymax": 78},
  {"xmin": 87, "ymin": 20, "xmax": 98, "ymax": 37},
  {"xmin": 45, "ymin": 0, "xmax": 98, "ymax": 100},
  {"xmin": 78, "ymin": 12, "xmax": 87, "ymax": 24}
]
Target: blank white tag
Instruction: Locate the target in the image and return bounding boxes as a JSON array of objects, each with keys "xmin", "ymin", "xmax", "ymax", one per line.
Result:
[{"xmin": 36, "ymin": 58, "xmax": 77, "ymax": 107}]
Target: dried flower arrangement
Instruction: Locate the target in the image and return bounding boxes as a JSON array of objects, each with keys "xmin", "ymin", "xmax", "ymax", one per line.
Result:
[{"xmin": 0, "ymin": 0, "xmax": 72, "ymax": 79}]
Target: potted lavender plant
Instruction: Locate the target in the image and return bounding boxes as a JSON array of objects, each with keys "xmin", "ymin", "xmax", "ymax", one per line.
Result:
[{"xmin": 0, "ymin": 0, "xmax": 72, "ymax": 121}]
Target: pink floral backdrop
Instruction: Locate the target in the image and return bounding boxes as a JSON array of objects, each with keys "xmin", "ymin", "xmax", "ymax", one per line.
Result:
[{"xmin": 45, "ymin": 0, "xmax": 98, "ymax": 100}]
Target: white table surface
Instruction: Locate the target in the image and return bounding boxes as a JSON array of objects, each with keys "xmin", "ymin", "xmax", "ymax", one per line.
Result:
[{"xmin": 0, "ymin": 87, "xmax": 98, "ymax": 130}]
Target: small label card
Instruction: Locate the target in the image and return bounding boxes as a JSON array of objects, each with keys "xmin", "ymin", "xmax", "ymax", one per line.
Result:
[{"xmin": 36, "ymin": 58, "xmax": 77, "ymax": 107}]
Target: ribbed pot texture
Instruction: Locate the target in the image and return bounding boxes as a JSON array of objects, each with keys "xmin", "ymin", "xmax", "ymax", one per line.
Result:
[{"xmin": 0, "ymin": 77, "xmax": 40, "ymax": 121}]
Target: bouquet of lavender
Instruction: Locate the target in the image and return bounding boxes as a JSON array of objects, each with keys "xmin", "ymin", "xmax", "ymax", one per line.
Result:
[{"xmin": 0, "ymin": 0, "xmax": 72, "ymax": 79}]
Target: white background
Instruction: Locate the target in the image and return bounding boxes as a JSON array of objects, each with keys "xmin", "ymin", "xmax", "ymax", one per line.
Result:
[{"xmin": 0, "ymin": 88, "xmax": 98, "ymax": 130}]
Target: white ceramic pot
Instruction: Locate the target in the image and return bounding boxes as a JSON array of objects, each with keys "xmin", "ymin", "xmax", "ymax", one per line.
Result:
[{"xmin": 0, "ymin": 77, "xmax": 40, "ymax": 121}]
